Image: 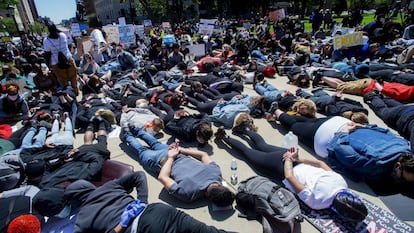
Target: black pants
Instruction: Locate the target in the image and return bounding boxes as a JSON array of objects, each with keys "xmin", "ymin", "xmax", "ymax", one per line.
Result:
[
  {"xmin": 187, "ymin": 97, "xmax": 219, "ymax": 114},
  {"xmin": 278, "ymin": 113, "xmax": 328, "ymax": 149},
  {"xmin": 223, "ymin": 130, "xmax": 286, "ymax": 177},
  {"xmin": 367, "ymin": 95, "xmax": 414, "ymax": 151},
  {"xmin": 138, "ymin": 203, "xmax": 227, "ymax": 233}
]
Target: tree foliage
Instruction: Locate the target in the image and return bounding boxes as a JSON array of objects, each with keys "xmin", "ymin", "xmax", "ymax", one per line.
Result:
[
  {"xmin": 0, "ymin": 17, "xmax": 17, "ymax": 34},
  {"xmin": 135, "ymin": 0, "xmax": 167, "ymax": 21},
  {"xmin": 0, "ymin": 0, "xmax": 19, "ymax": 9}
]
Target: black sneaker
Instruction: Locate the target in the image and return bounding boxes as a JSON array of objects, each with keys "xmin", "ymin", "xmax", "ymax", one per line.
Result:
[
  {"xmin": 214, "ymin": 126, "xmax": 227, "ymax": 140},
  {"xmin": 312, "ymin": 71, "xmax": 323, "ymax": 87},
  {"xmin": 120, "ymin": 123, "xmax": 131, "ymax": 142},
  {"xmin": 232, "ymin": 120, "xmax": 250, "ymax": 135},
  {"xmin": 363, "ymin": 90, "xmax": 379, "ymax": 104},
  {"xmin": 268, "ymin": 101, "xmax": 279, "ymax": 114}
]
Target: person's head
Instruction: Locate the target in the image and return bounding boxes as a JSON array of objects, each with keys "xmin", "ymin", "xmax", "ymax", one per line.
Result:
[
  {"xmin": 172, "ymin": 43, "xmax": 180, "ymax": 52},
  {"xmin": 292, "ymin": 99, "xmax": 316, "ymax": 117},
  {"xmin": 88, "ymin": 75, "xmax": 100, "ymax": 87},
  {"xmin": 6, "ymin": 84, "xmax": 20, "ymax": 101},
  {"xmin": 206, "ymin": 183, "xmax": 235, "ymax": 207},
  {"xmin": 33, "ymin": 187, "xmax": 71, "ymax": 218},
  {"xmin": 392, "ymin": 152, "xmax": 414, "ymax": 184},
  {"xmin": 331, "ymin": 190, "xmax": 368, "ymax": 222},
  {"xmin": 135, "ymin": 98, "xmax": 149, "ymax": 108},
  {"xmin": 47, "ymin": 23, "xmax": 60, "ymax": 39},
  {"xmin": 191, "ymin": 81, "xmax": 203, "ymax": 93},
  {"xmin": 203, "ymin": 61, "xmax": 215, "ymax": 73},
  {"xmin": 151, "ymin": 118, "xmax": 165, "ymax": 132},
  {"xmin": 169, "ymin": 93, "xmax": 185, "ymax": 109},
  {"xmin": 195, "ymin": 122, "xmax": 213, "ymax": 146},
  {"xmin": 83, "ymin": 53, "xmax": 93, "ymax": 63},
  {"xmin": 342, "ymin": 111, "xmax": 369, "ymax": 124},
  {"xmin": 7, "ymin": 214, "xmax": 41, "ymax": 233}
]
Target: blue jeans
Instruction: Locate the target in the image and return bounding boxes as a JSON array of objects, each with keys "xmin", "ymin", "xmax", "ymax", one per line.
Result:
[
  {"xmin": 46, "ymin": 117, "xmax": 74, "ymax": 146},
  {"xmin": 21, "ymin": 127, "xmax": 47, "ymax": 149},
  {"xmin": 126, "ymin": 128, "xmax": 168, "ymax": 173}
]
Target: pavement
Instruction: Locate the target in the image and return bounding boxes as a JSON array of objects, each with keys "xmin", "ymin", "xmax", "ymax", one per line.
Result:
[{"xmin": 73, "ymin": 74, "xmax": 413, "ymax": 233}]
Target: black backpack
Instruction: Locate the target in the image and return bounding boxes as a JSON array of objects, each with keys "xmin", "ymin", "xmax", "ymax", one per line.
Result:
[{"xmin": 236, "ymin": 176, "xmax": 303, "ymax": 233}]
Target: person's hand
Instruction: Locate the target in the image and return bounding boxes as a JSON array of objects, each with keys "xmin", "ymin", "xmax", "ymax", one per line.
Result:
[
  {"xmin": 283, "ymin": 147, "xmax": 299, "ymax": 162},
  {"xmin": 168, "ymin": 143, "xmax": 180, "ymax": 159},
  {"xmin": 119, "ymin": 200, "xmax": 147, "ymax": 227},
  {"xmin": 342, "ymin": 122, "xmax": 363, "ymax": 133}
]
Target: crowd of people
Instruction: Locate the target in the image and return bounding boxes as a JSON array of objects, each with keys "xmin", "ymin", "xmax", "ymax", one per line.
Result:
[{"xmin": 1, "ymin": 10, "xmax": 414, "ymax": 232}]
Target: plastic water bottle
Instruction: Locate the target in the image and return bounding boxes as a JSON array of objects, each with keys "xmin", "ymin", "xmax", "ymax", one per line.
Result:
[
  {"xmin": 230, "ymin": 159, "xmax": 238, "ymax": 185},
  {"xmin": 281, "ymin": 131, "xmax": 298, "ymax": 152}
]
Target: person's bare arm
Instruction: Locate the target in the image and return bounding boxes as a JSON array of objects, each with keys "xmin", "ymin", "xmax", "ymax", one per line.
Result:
[
  {"xmin": 179, "ymin": 147, "xmax": 212, "ymax": 164},
  {"xmin": 158, "ymin": 146, "xmax": 179, "ymax": 189},
  {"xmin": 283, "ymin": 149, "xmax": 306, "ymax": 193}
]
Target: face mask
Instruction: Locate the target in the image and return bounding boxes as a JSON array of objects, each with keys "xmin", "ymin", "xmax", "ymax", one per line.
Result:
[{"xmin": 55, "ymin": 205, "xmax": 71, "ymax": 218}]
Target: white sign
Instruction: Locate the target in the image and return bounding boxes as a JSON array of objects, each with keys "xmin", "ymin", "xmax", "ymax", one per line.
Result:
[
  {"xmin": 71, "ymin": 23, "xmax": 81, "ymax": 37},
  {"xmin": 187, "ymin": 44, "xmax": 206, "ymax": 57},
  {"xmin": 162, "ymin": 22, "xmax": 171, "ymax": 28},
  {"xmin": 118, "ymin": 17, "xmax": 126, "ymax": 26},
  {"xmin": 143, "ymin": 20, "xmax": 152, "ymax": 27},
  {"xmin": 118, "ymin": 24, "xmax": 135, "ymax": 46},
  {"xmin": 333, "ymin": 31, "xmax": 364, "ymax": 49},
  {"xmin": 102, "ymin": 25, "xmax": 119, "ymax": 44},
  {"xmin": 199, "ymin": 19, "xmax": 216, "ymax": 36}
]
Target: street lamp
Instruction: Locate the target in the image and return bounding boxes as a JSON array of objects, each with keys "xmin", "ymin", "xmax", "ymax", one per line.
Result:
[{"xmin": 7, "ymin": 5, "xmax": 21, "ymax": 37}]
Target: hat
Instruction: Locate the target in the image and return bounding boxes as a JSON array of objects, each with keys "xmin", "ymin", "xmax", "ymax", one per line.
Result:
[
  {"xmin": 331, "ymin": 191, "xmax": 368, "ymax": 222},
  {"xmin": 33, "ymin": 187, "xmax": 66, "ymax": 217},
  {"xmin": 6, "ymin": 84, "xmax": 19, "ymax": 95},
  {"xmin": 7, "ymin": 214, "xmax": 40, "ymax": 233}
]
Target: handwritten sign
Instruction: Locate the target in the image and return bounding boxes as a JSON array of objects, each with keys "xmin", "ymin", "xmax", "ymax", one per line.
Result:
[
  {"xmin": 300, "ymin": 198, "xmax": 413, "ymax": 233},
  {"xmin": 102, "ymin": 25, "xmax": 119, "ymax": 44},
  {"xmin": 199, "ymin": 19, "xmax": 216, "ymax": 36},
  {"xmin": 333, "ymin": 31, "xmax": 364, "ymax": 50},
  {"xmin": 269, "ymin": 9, "xmax": 285, "ymax": 21},
  {"xmin": 118, "ymin": 24, "xmax": 135, "ymax": 46},
  {"xmin": 143, "ymin": 20, "xmax": 152, "ymax": 27}
]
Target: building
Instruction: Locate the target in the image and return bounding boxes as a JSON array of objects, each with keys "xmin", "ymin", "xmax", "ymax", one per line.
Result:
[{"xmin": 94, "ymin": 0, "xmax": 136, "ymax": 25}]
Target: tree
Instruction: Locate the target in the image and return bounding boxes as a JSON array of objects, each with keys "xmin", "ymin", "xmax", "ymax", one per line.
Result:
[
  {"xmin": 0, "ymin": 17, "xmax": 17, "ymax": 34},
  {"xmin": 134, "ymin": 0, "xmax": 167, "ymax": 22},
  {"xmin": 30, "ymin": 21, "xmax": 47, "ymax": 34},
  {"xmin": 0, "ymin": 0, "xmax": 19, "ymax": 9}
]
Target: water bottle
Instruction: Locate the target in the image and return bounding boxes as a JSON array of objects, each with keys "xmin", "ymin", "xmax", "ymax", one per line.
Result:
[
  {"xmin": 281, "ymin": 131, "xmax": 298, "ymax": 152},
  {"xmin": 230, "ymin": 159, "xmax": 238, "ymax": 185}
]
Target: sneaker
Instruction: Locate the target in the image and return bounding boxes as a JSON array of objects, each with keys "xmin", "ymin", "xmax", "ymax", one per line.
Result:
[
  {"xmin": 363, "ymin": 90, "xmax": 379, "ymax": 104},
  {"xmin": 120, "ymin": 123, "xmax": 131, "ymax": 142},
  {"xmin": 232, "ymin": 120, "xmax": 250, "ymax": 134},
  {"xmin": 312, "ymin": 71, "xmax": 323, "ymax": 87},
  {"xmin": 214, "ymin": 126, "xmax": 227, "ymax": 140},
  {"xmin": 268, "ymin": 101, "xmax": 279, "ymax": 114},
  {"xmin": 38, "ymin": 120, "xmax": 52, "ymax": 130},
  {"xmin": 63, "ymin": 112, "xmax": 70, "ymax": 119}
]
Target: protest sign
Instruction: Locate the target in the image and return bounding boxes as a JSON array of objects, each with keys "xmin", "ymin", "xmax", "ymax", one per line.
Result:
[
  {"xmin": 269, "ymin": 9, "xmax": 285, "ymax": 21},
  {"xmin": 143, "ymin": 20, "xmax": 152, "ymax": 27},
  {"xmin": 162, "ymin": 22, "xmax": 171, "ymax": 29},
  {"xmin": 118, "ymin": 17, "xmax": 126, "ymax": 26},
  {"xmin": 102, "ymin": 25, "xmax": 119, "ymax": 44},
  {"xmin": 118, "ymin": 24, "xmax": 135, "ymax": 46},
  {"xmin": 199, "ymin": 19, "xmax": 216, "ymax": 36},
  {"xmin": 135, "ymin": 25, "xmax": 144, "ymax": 38},
  {"xmin": 333, "ymin": 31, "xmax": 364, "ymax": 49},
  {"xmin": 71, "ymin": 23, "xmax": 81, "ymax": 37},
  {"xmin": 187, "ymin": 44, "xmax": 206, "ymax": 57}
]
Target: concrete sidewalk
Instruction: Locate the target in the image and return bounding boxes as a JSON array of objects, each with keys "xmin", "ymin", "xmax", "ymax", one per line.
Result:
[{"xmin": 74, "ymin": 74, "xmax": 413, "ymax": 232}]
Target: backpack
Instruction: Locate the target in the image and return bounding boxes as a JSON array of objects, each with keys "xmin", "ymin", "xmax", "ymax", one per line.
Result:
[
  {"xmin": 236, "ymin": 176, "xmax": 302, "ymax": 233},
  {"xmin": 0, "ymin": 153, "xmax": 25, "ymax": 192}
]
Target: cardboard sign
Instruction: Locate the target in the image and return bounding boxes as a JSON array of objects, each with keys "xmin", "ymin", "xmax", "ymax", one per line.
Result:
[
  {"xmin": 162, "ymin": 22, "xmax": 171, "ymax": 29},
  {"xmin": 333, "ymin": 31, "xmax": 364, "ymax": 49},
  {"xmin": 71, "ymin": 23, "xmax": 81, "ymax": 37},
  {"xmin": 199, "ymin": 19, "xmax": 216, "ymax": 36},
  {"xmin": 102, "ymin": 25, "xmax": 119, "ymax": 44},
  {"xmin": 118, "ymin": 24, "xmax": 135, "ymax": 46}
]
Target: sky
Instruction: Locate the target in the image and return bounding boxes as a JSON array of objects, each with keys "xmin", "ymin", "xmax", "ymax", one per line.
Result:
[{"xmin": 34, "ymin": 0, "xmax": 76, "ymax": 24}]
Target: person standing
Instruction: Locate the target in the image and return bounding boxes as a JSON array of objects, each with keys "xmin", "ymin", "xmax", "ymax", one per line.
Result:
[{"xmin": 43, "ymin": 23, "xmax": 79, "ymax": 95}]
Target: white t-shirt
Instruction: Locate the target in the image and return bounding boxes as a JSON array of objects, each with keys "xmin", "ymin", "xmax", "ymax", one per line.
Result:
[
  {"xmin": 283, "ymin": 163, "xmax": 347, "ymax": 210},
  {"xmin": 314, "ymin": 116, "xmax": 351, "ymax": 158},
  {"xmin": 43, "ymin": 32, "xmax": 72, "ymax": 66}
]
